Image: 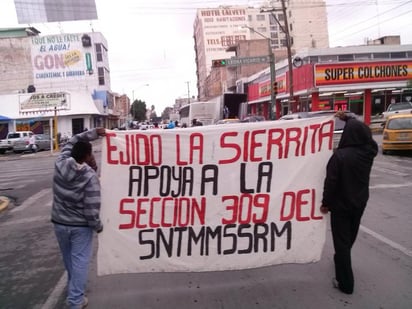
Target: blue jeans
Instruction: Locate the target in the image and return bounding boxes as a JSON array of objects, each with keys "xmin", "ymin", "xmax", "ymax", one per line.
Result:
[{"xmin": 54, "ymin": 224, "xmax": 93, "ymax": 308}]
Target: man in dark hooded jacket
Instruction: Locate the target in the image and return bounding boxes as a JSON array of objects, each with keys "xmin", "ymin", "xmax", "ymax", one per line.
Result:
[{"xmin": 320, "ymin": 111, "xmax": 378, "ymax": 294}]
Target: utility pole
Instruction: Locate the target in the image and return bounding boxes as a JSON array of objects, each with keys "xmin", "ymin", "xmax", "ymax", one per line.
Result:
[
  {"xmin": 268, "ymin": 40, "xmax": 276, "ymax": 120},
  {"xmin": 186, "ymin": 81, "xmax": 191, "ymax": 104},
  {"xmin": 54, "ymin": 106, "xmax": 59, "ymax": 151},
  {"xmin": 262, "ymin": 0, "xmax": 294, "ymax": 114},
  {"xmin": 280, "ymin": 0, "xmax": 294, "ymax": 112},
  {"xmin": 242, "ymin": 25, "xmax": 276, "ymax": 120}
]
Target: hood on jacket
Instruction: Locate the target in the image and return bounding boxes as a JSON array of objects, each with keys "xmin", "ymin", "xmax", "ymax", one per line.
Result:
[
  {"xmin": 338, "ymin": 118, "xmax": 378, "ymax": 156},
  {"xmin": 55, "ymin": 156, "xmax": 93, "ymax": 184}
]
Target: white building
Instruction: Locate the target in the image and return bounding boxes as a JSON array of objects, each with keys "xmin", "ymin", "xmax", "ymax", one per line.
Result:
[{"xmin": 0, "ymin": 27, "xmax": 116, "ymax": 140}]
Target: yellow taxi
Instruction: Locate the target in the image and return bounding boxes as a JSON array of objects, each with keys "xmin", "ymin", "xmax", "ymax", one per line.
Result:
[{"xmin": 382, "ymin": 113, "xmax": 412, "ymax": 154}]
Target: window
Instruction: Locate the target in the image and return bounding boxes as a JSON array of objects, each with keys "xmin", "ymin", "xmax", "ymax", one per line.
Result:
[
  {"xmin": 373, "ymin": 53, "xmax": 390, "ymax": 59},
  {"xmin": 390, "ymin": 52, "xmax": 407, "ymax": 59},
  {"xmin": 256, "ymin": 14, "xmax": 265, "ymax": 21},
  {"xmin": 257, "ymin": 27, "xmax": 267, "ymax": 33},
  {"xmin": 388, "ymin": 118, "xmax": 412, "ymax": 130},
  {"xmin": 98, "ymin": 67, "xmax": 105, "ymax": 85},
  {"xmin": 354, "ymin": 53, "xmax": 371, "ymax": 60},
  {"xmin": 280, "ymin": 39, "xmax": 287, "ymax": 47},
  {"xmin": 95, "ymin": 43, "xmax": 107, "ymax": 62},
  {"xmin": 269, "ymin": 15, "xmax": 277, "ymax": 25},
  {"xmin": 338, "ymin": 54, "xmax": 354, "ymax": 61},
  {"xmin": 248, "ymin": 15, "xmax": 252, "ymax": 21},
  {"xmin": 309, "ymin": 56, "xmax": 319, "ymax": 63},
  {"xmin": 319, "ymin": 55, "xmax": 338, "ymax": 62},
  {"xmin": 278, "ymin": 14, "xmax": 284, "ymax": 21}
]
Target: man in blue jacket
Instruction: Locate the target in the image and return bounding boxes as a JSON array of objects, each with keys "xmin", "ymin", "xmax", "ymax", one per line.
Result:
[
  {"xmin": 51, "ymin": 127, "xmax": 105, "ymax": 308},
  {"xmin": 321, "ymin": 112, "xmax": 378, "ymax": 294}
]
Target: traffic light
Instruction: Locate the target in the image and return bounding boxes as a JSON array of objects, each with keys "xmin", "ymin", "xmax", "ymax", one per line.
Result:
[
  {"xmin": 273, "ymin": 81, "xmax": 278, "ymax": 95},
  {"xmin": 212, "ymin": 59, "xmax": 227, "ymax": 68}
]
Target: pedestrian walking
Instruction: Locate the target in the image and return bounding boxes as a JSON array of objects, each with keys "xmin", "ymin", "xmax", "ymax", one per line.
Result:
[
  {"xmin": 51, "ymin": 127, "xmax": 106, "ymax": 308},
  {"xmin": 28, "ymin": 134, "xmax": 36, "ymax": 153},
  {"xmin": 320, "ymin": 111, "xmax": 378, "ymax": 294}
]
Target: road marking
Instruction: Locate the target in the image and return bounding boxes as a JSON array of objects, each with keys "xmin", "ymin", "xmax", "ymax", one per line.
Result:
[
  {"xmin": 11, "ymin": 188, "xmax": 52, "ymax": 213},
  {"xmin": 374, "ymin": 161, "xmax": 412, "ymax": 171},
  {"xmin": 372, "ymin": 166, "xmax": 409, "ymax": 177},
  {"xmin": 369, "ymin": 182, "xmax": 412, "ymax": 189},
  {"xmin": 0, "ymin": 215, "xmax": 49, "ymax": 227},
  {"xmin": 360, "ymin": 225, "xmax": 412, "ymax": 258},
  {"xmin": 41, "ymin": 271, "xmax": 67, "ymax": 309},
  {"xmin": 0, "ymin": 179, "xmax": 37, "ymax": 189}
]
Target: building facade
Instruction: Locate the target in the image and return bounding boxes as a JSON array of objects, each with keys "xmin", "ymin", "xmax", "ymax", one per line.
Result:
[
  {"xmin": 193, "ymin": 1, "xmax": 329, "ymax": 100},
  {"xmin": 0, "ymin": 27, "xmax": 121, "ymax": 141},
  {"xmin": 245, "ymin": 44, "xmax": 412, "ymax": 124}
]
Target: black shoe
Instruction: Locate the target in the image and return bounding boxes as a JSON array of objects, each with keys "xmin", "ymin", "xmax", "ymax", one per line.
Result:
[{"xmin": 332, "ymin": 278, "xmax": 353, "ymax": 294}]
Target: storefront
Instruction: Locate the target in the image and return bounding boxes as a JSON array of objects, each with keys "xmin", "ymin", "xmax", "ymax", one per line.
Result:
[
  {"xmin": 0, "ymin": 91, "xmax": 104, "ymax": 140},
  {"xmin": 246, "ymin": 47, "xmax": 412, "ymax": 124}
]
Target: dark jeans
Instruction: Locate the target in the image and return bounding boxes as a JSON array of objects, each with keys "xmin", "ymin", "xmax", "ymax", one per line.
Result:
[{"xmin": 331, "ymin": 206, "xmax": 365, "ymax": 294}]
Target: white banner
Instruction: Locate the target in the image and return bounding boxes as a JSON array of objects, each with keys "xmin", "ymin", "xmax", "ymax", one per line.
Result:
[{"xmin": 98, "ymin": 117, "xmax": 334, "ymax": 275}]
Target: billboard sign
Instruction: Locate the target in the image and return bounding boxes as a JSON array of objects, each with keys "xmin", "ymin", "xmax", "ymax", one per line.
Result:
[{"xmin": 14, "ymin": 0, "xmax": 98, "ymax": 24}]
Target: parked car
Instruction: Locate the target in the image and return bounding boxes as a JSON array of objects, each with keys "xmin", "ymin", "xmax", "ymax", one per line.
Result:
[
  {"xmin": 240, "ymin": 115, "xmax": 266, "ymax": 122},
  {"xmin": 279, "ymin": 110, "xmax": 360, "ymax": 149},
  {"xmin": 382, "ymin": 102, "xmax": 412, "ymax": 120},
  {"xmin": 13, "ymin": 134, "xmax": 52, "ymax": 153},
  {"xmin": 215, "ymin": 118, "xmax": 241, "ymax": 125},
  {"xmin": 381, "ymin": 113, "xmax": 412, "ymax": 154},
  {"xmin": 0, "ymin": 131, "xmax": 33, "ymax": 154}
]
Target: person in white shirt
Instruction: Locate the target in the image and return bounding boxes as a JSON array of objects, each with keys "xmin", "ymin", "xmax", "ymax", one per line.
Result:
[{"xmin": 28, "ymin": 134, "xmax": 36, "ymax": 153}]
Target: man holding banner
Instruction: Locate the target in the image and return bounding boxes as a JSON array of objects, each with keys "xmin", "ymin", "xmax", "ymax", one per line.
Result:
[
  {"xmin": 51, "ymin": 127, "xmax": 106, "ymax": 309},
  {"xmin": 321, "ymin": 112, "xmax": 378, "ymax": 294}
]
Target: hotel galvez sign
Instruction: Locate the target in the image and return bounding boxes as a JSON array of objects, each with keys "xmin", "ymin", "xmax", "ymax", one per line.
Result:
[{"xmin": 314, "ymin": 60, "xmax": 412, "ymax": 86}]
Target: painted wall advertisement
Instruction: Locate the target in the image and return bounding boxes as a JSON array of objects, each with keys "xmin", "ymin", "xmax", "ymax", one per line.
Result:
[
  {"xmin": 98, "ymin": 118, "xmax": 333, "ymax": 275},
  {"xmin": 31, "ymin": 34, "xmax": 88, "ymax": 87}
]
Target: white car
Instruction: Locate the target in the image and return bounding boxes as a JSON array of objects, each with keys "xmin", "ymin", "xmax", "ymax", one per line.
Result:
[
  {"xmin": 13, "ymin": 134, "xmax": 52, "ymax": 153},
  {"xmin": 279, "ymin": 110, "xmax": 359, "ymax": 149},
  {"xmin": 382, "ymin": 102, "xmax": 412, "ymax": 120},
  {"xmin": 0, "ymin": 131, "xmax": 34, "ymax": 154}
]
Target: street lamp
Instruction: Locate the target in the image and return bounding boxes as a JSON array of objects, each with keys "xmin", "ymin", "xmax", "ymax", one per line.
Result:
[
  {"xmin": 132, "ymin": 83, "xmax": 149, "ymax": 102},
  {"xmin": 241, "ymin": 26, "xmax": 276, "ymax": 120}
]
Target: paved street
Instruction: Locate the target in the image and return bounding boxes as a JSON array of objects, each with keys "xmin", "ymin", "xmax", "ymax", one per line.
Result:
[{"xmin": 0, "ymin": 134, "xmax": 411, "ymax": 309}]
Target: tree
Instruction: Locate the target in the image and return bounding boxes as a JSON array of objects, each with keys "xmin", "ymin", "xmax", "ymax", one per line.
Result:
[
  {"xmin": 161, "ymin": 106, "xmax": 174, "ymax": 120},
  {"xmin": 130, "ymin": 99, "xmax": 147, "ymax": 121}
]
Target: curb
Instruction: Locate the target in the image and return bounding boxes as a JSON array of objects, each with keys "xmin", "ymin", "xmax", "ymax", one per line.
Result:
[{"xmin": 0, "ymin": 196, "xmax": 10, "ymax": 212}]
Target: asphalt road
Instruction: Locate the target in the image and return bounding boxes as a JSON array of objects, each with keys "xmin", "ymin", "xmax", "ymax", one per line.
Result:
[{"xmin": 0, "ymin": 134, "xmax": 411, "ymax": 309}]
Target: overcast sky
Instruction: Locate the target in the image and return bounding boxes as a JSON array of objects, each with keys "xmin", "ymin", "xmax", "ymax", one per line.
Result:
[{"xmin": 1, "ymin": 0, "xmax": 411, "ymax": 113}]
